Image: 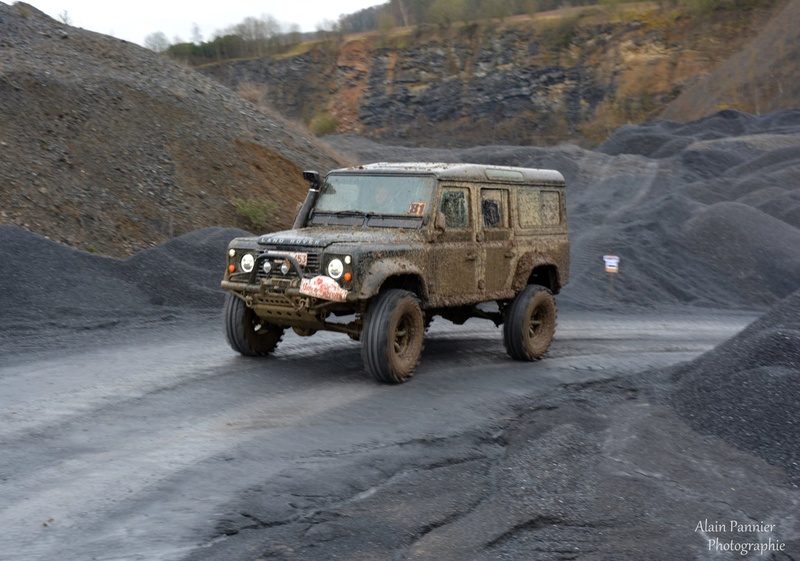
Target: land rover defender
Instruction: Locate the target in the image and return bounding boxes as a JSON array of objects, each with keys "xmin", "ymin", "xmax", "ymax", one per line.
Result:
[{"xmin": 221, "ymin": 162, "xmax": 569, "ymax": 383}]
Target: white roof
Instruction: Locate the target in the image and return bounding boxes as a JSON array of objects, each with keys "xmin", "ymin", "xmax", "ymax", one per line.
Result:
[{"xmin": 331, "ymin": 162, "xmax": 565, "ymax": 185}]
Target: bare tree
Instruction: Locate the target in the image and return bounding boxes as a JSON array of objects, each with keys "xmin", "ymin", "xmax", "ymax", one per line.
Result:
[
  {"xmin": 232, "ymin": 16, "xmax": 270, "ymax": 55},
  {"xmin": 396, "ymin": 0, "xmax": 410, "ymax": 26},
  {"xmin": 58, "ymin": 10, "xmax": 72, "ymax": 25},
  {"xmin": 144, "ymin": 31, "xmax": 170, "ymax": 53},
  {"xmin": 286, "ymin": 23, "xmax": 302, "ymax": 45},
  {"xmin": 262, "ymin": 14, "xmax": 282, "ymax": 36},
  {"xmin": 316, "ymin": 18, "xmax": 342, "ymax": 39},
  {"xmin": 191, "ymin": 23, "xmax": 203, "ymax": 45}
]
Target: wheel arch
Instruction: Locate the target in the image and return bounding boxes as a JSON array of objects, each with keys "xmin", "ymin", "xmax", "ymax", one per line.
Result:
[
  {"xmin": 526, "ymin": 265, "xmax": 561, "ymax": 293},
  {"xmin": 358, "ymin": 259, "xmax": 429, "ymax": 302},
  {"xmin": 512, "ymin": 254, "xmax": 563, "ymax": 294}
]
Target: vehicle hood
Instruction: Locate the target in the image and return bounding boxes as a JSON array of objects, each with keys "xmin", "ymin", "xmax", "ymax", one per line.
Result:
[{"xmin": 258, "ymin": 227, "xmax": 420, "ymax": 248}]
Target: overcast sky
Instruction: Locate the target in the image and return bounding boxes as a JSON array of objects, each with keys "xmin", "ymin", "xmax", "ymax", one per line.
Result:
[{"xmin": 29, "ymin": 0, "xmax": 387, "ymax": 46}]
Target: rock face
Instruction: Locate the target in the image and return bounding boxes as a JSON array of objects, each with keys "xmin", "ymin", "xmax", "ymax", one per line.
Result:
[
  {"xmin": 203, "ymin": 21, "xmax": 614, "ymax": 146},
  {"xmin": 0, "ymin": 2, "xmax": 343, "ymax": 255},
  {"xmin": 200, "ymin": 2, "xmax": 794, "ymax": 147}
]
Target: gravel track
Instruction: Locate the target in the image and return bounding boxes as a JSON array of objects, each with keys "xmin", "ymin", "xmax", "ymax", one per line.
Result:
[
  {"xmin": 2, "ymin": 5, "xmax": 799, "ymax": 558},
  {"xmin": 5, "ymin": 309, "xmax": 792, "ymax": 561}
]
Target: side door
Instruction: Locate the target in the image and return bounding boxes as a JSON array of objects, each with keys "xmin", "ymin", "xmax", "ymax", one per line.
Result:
[
  {"xmin": 479, "ymin": 187, "xmax": 514, "ymax": 296},
  {"xmin": 429, "ymin": 185, "xmax": 481, "ymax": 304}
]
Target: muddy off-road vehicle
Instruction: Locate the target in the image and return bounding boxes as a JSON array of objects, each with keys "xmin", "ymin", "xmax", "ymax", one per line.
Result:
[{"xmin": 221, "ymin": 163, "xmax": 569, "ymax": 383}]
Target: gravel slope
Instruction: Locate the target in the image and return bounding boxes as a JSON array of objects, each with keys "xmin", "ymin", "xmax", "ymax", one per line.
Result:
[
  {"xmin": 669, "ymin": 288, "xmax": 800, "ymax": 484},
  {"xmin": 0, "ymin": 2, "xmax": 343, "ymax": 255},
  {"xmin": 327, "ymin": 109, "xmax": 800, "ymax": 309}
]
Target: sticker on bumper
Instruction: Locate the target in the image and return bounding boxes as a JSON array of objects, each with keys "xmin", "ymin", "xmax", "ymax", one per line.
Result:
[{"xmin": 299, "ymin": 276, "xmax": 348, "ymax": 302}]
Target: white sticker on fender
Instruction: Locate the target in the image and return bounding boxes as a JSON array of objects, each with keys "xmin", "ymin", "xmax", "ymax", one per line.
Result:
[{"xmin": 299, "ymin": 276, "xmax": 348, "ymax": 302}]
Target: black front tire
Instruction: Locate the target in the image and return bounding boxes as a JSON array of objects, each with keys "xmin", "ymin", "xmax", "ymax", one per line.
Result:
[
  {"xmin": 223, "ymin": 293, "xmax": 284, "ymax": 356},
  {"xmin": 361, "ymin": 289, "xmax": 425, "ymax": 384},
  {"xmin": 503, "ymin": 284, "xmax": 556, "ymax": 361}
]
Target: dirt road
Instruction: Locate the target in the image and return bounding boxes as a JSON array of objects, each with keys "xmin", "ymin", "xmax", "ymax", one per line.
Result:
[{"xmin": 2, "ymin": 309, "xmax": 790, "ymax": 561}]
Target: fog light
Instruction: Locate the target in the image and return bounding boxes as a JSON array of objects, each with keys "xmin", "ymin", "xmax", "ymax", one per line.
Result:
[
  {"xmin": 281, "ymin": 261, "xmax": 291, "ymax": 275},
  {"xmin": 263, "ymin": 261, "xmax": 272, "ymax": 274}
]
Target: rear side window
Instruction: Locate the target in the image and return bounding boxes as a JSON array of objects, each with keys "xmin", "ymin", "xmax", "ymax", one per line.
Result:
[
  {"xmin": 518, "ymin": 189, "xmax": 562, "ymax": 227},
  {"xmin": 440, "ymin": 188, "xmax": 470, "ymax": 229},
  {"xmin": 541, "ymin": 191, "xmax": 561, "ymax": 225},
  {"xmin": 481, "ymin": 188, "xmax": 509, "ymax": 229}
]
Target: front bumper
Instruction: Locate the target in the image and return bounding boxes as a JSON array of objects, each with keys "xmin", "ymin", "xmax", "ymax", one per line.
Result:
[
  {"xmin": 221, "ymin": 275, "xmax": 351, "ymax": 304},
  {"xmin": 223, "ymin": 250, "xmax": 357, "ymax": 319}
]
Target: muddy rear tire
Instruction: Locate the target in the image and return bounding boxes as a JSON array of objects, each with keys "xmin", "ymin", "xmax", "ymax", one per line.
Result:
[
  {"xmin": 503, "ymin": 284, "xmax": 556, "ymax": 361},
  {"xmin": 223, "ymin": 293, "xmax": 284, "ymax": 356},
  {"xmin": 362, "ymin": 289, "xmax": 425, "ymax": 384}
]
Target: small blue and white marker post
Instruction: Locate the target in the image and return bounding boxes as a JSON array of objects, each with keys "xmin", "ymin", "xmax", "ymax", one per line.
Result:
[{"xmin": 603, "ymin": 255, "xmax": 620, "ymax": 300}]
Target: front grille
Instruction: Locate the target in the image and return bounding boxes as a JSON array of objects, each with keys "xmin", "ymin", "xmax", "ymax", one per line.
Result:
[{"xmin": 256, "ymin": 246, "xmax": 321, "ymax": 279}]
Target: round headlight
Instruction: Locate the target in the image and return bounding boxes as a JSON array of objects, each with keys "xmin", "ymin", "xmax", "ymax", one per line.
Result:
[
  {"xmin": 262, "ymin": 261, "xmax": 272, "ymax": 274},
  {"xmin": 327, "ymin": 258, "xmax": 344, "ymax": 279},
  {"xmin": 240, "ymin": 253, "xmax": 255, "ymax": 273}
]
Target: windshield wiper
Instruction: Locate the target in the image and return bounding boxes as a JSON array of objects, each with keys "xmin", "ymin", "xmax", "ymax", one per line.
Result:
[
  {"xmin": 334, "ymin": 210, "xmax": 368, "ymax": 225},
  {"xmin": 333, "ymin": 210, "xmax": 367, "ymax": 217},
  {"xmin": 310, "ymin": 210, "xmax": 366, "ymax": 224}
]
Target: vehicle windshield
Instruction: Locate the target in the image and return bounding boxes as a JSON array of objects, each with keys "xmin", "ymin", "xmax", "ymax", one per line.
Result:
[{"xmin": 309, "ymin": 174, "xmax": 435, "ymax": 228}]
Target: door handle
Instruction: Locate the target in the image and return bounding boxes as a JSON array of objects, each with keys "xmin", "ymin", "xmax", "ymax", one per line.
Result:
[{"xmin": 465, "ymin": 252, "xmax": 478, "ymax": 261}]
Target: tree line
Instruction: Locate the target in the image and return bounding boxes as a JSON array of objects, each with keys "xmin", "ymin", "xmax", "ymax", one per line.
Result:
[
  {"xmin": 145, "ymin": 15, "xmax": 306, "ymax": 65},
  {"xmin": 338, "ymin": 0, "xmax": 777, "ymax": 32},
  {"xmin": 146, "ymin": 0, "xmax": 600, "ymax": 64},
  {"xmin": 146, "ymin": 0, "xmax": 778, "ymax": 64},
  {"xmin": 339, "ymin": 0, "xmax": 561, "ymax": 33}
]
